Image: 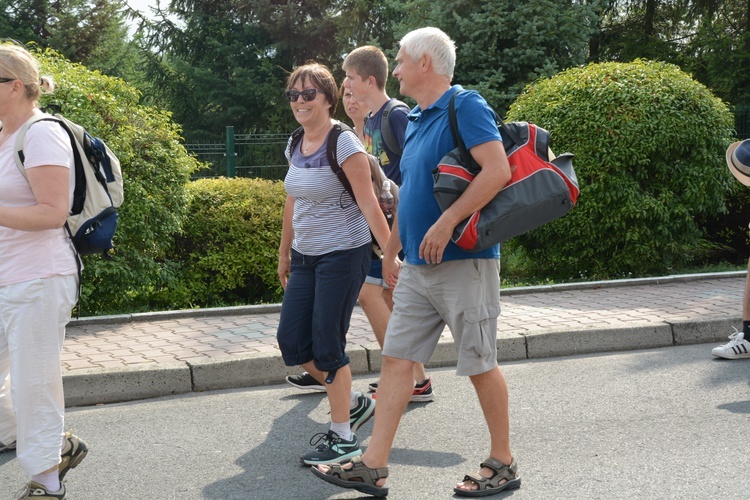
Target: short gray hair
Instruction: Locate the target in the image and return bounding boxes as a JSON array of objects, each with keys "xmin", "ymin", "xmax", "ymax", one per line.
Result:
[{"xmin": 399, "ymin": 27, "xmax": 456, "ymax": 80}]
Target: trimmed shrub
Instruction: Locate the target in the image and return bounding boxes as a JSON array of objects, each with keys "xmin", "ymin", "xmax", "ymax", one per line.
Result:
[
  {"xmin": 34, "ymin": 46, "xmax": 200, "ymax": 315},
  {"xmin": 169, "ymin": 177, "xmax": 286, "ymax": 307},
  {"xmin": 504, "ymin": 59, "xmax": 735, "ymax": 279}
]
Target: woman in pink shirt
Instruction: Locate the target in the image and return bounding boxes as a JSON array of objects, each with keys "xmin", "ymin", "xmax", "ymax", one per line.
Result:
[{"xmin": 0, "ymin": 43, "xmax": 88, "ymax": 500}]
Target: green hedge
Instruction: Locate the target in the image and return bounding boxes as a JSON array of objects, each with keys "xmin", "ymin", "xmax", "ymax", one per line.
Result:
[
  {"xmin": 168, "ymin": 177, "xmax": 286, "ymax": 307},
  {"xmin": 504, "ymin": 59, "xmax": 735, "ymax": 280}
]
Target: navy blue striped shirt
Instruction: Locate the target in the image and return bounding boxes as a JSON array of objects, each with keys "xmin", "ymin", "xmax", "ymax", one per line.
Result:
[{"xmin": 284, "ymin": 126, "xmax": 370, "ymax": 255}]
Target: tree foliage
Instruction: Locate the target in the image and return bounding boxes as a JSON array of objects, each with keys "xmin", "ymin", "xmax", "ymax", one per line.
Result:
[
  {"xmin": 384, "ymin": 0, "xmax": 599, "ymax": 114},
  {"xmin": 0, "ymin": 0, "xmax": 139, "ymax": 79},
  {"xmin": 133, "ymin": 0, "xmax": 375, "ymax": 140},
  {"xmin": 593, "ymin": 0, "xmax": 750, "ymax": 105},
  {"xmin": 505, "ymin": 59, "xmax": 735, "ymax": 279},
  {"xmin": 679, "ymin": 0, "xmax": 750, "ymax": 105}
]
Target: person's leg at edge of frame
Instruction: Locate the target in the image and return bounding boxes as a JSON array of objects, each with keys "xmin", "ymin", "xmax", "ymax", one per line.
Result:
[
  {"xmin": 4, "ymin": 275, "xmax": 78, "ymax": 494},
  {"xmin": 0, "ymin": 326, "xmax": 17, "ymax": 448},
  {"xmin": 712, "ymin": 255, "xmax": 750, "ymax": 358},
  {"xmin": 455, "ymin": 366, "xmax": 513, "ymax": 493},
  {"xmin": 742, "ymin": 256, "xmax": 750, "ymax": 333},
  {"xmin": 317, "ymin": 354, "xmax": 415, "ymax": 486}
]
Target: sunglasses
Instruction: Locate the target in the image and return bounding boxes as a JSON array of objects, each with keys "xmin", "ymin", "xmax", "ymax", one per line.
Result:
[
  {"xmin": 0, "ymin": 77, "xmax": 15, "ymax": 84},
  {"xmin": 285, "ymin": 89, "xmax": 323, "ymax": 102}
]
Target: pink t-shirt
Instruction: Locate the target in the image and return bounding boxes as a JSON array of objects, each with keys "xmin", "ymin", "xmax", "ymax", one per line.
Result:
[{"xmin": 0, "ymin": 115, "xmax": 78, "ymax": 286}]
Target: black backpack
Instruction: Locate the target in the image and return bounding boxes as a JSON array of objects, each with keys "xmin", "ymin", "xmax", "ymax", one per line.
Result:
[{"xmin": 378, "ymin": 99, "xmax": 410, "ymax": 157}]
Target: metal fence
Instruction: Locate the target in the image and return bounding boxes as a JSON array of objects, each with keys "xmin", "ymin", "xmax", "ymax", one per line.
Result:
[
  {"xmin": 187, "ymin": 109, "xmax": 750, "ymax": 180},
  {"xmin": 185, "ymin": 126, "xmax": 289, "ymax": 180},
  {"xmin": 735, "ymin": 105, "xmax": 750, "ymax": 139}
]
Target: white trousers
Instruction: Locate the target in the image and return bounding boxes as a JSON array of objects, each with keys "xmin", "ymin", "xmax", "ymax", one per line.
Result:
[{"xmin": 0, "ymin": 274, "xmax": 77, "ymax": 476}]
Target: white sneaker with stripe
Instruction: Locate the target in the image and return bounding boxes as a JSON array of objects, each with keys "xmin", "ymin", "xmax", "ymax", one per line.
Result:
[{"xmin": 712, "ymin": 328, "xmax": 750, "ymax": 359}]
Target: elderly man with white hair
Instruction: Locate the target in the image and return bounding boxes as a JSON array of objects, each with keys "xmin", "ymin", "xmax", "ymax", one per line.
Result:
[{"xmin": 312, "ymin": 26, "xmax": 521, "ymax": 498}]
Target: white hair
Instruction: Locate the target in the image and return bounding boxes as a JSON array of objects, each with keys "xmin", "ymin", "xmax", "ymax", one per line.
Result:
[{"xmin": 399, "ymin": 27, "xmax": 456, "ymax": 80}]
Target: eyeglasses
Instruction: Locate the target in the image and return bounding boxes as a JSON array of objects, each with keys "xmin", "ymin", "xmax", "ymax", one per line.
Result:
[
  {"xmin": 285, "ymin": 89, "xmax": 323, "ymax": 102},
  {"xmin": 0, "ymin": 78, "xmax": 16, "ymax": 84}
]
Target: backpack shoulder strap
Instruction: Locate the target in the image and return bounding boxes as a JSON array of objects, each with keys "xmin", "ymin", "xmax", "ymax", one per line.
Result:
[
  {"xmin": 326, "ymin": 122, "xmax": 356, "ymax": 201},
  {"xmin": 13, "ymin": 114, "xmax": 66, "ymax": 177},
  {"xmin": 289, "ymin": 126, "xmax": 304, "ymax": 157},
  {"xmin": 380, "ymin": 99, "xmax": 409, "ymax": 156},
  {"xmin": 14, "ymin": 113, "xmax": 87, "ymax": 215}
]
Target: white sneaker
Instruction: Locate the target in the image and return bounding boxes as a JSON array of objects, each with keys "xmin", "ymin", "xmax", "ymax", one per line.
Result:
[{"xmin": 712, "ymin": 328, "xmax": 750, "ymax": 359}]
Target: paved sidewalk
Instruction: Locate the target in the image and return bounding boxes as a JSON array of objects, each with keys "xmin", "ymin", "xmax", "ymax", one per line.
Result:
[{"xmin": 61, "ymin": 272, "xmax": 747, "ymax": 407}]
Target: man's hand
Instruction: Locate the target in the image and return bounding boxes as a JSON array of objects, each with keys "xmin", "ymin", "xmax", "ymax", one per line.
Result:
[{"xmin": 419, "ymin": 217, "xmax": 454, "ymax": 264}]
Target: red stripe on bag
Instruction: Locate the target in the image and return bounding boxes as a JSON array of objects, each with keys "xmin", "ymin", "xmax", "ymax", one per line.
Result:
[
  {"xmin": 437, "ymin": 164, "xmax": 476, "ymax": 182},
  {"xmin": 454, "ymin": 211, "xmax": 481, "ymax": 251}
]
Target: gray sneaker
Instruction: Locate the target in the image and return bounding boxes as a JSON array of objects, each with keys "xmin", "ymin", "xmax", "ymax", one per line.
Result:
[
  {"xmin": 0, "ymin": 440, "xmax": 16, "ymax": 453},
  {"xmin": 58, "ymin": 432, "xmax": 88, "ymax": 481},
  {"xmin": 15, "ymin": 481, "xmax": 65, "ymax": 499}
]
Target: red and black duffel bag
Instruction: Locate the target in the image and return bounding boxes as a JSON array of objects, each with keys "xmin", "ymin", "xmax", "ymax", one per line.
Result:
[{"xmin": 433, "ymin": 91, "xmax": 579, "ymax": 252}]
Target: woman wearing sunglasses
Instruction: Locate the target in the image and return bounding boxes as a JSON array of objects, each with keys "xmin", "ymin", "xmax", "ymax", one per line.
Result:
[
  {"xmin": 0, "ymin": 43, "xmax": 88, "ymax": 499},
  {"xmin": 276, "ymin": 63, "xmax": 391, "ymax": 467}
]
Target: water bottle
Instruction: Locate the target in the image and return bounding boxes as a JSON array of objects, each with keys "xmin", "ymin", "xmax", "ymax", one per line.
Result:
[{"xmin": 379, "ymin": 180, "xmax": 394, "ymax": 221}]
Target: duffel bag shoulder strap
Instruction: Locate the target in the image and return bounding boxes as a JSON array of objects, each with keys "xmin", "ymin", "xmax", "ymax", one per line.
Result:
[
  {"xmin": 448, "ymin": 91, "xmax": 525, "ymax": 168},
  {"xmin": 447, "ymin": 92, "xmax": 477, "ymax": 172}
]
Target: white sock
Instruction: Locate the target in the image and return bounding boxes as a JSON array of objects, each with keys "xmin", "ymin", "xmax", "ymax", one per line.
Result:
[
  {"xmin": 350, "ymin": 390, "xmax": 359, "ymax": 408},
  {"xmin": 330, "ymin": 421, "xmax": 352, "ymax": 441},
  {"xmin": 30, "ymin": 470, "xmax": 61, "ymax": 493}
]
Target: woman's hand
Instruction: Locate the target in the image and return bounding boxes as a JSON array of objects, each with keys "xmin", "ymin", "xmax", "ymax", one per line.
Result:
[
  {"xmin": 278, "ymin": 253, "xmax": 291, "ymax": 290},
  {"xmin": 277, "ymin": 195, "xmax": 295, "ymax": 291}
]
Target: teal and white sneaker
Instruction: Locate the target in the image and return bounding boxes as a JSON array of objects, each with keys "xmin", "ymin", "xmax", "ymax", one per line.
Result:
[
  {"xmin": 300, "ymin": 430, "xmax": 362, "ymax": 466},
  {"xmin": 349, "ymin": 392, "xmax": 375, "ymax": 432}
]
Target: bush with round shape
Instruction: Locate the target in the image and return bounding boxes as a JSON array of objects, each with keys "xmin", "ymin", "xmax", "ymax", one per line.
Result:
[
  {"xmin": 504, "ymin": 59, "xmax": 735, "ymax": 280},
  {"xmin": 35, "ymin": 46, "xmax": 200, "ymax": 315}
]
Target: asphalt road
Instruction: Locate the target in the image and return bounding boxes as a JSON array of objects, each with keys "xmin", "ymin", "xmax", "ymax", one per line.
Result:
[{"xmin": 2, "ymin": 343, "xmax": 749, "ymax": 499}]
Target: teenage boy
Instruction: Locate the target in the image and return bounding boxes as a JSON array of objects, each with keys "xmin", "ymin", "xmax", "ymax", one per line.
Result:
[{"xmin": 344, "ymin": 45, "xmax": 433, "ymax": 402}]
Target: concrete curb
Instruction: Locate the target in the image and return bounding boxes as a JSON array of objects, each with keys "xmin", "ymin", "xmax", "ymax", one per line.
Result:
[
  {"xmin": 63, "ymin": 362, "xmax": 192, "ymax": 407},
  {"xmin": 62, "ymin": 316, "xmax": 739, "ymax": 407}
]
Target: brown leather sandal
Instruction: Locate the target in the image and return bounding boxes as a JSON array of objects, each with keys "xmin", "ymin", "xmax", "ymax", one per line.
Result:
[
  {"xmin": 311, "ymin": 455, "xmax": 389, "ymax": 497},
  {"xmin": 453, "ymin": 456, "xmax": 522, "ymax": 497}
]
